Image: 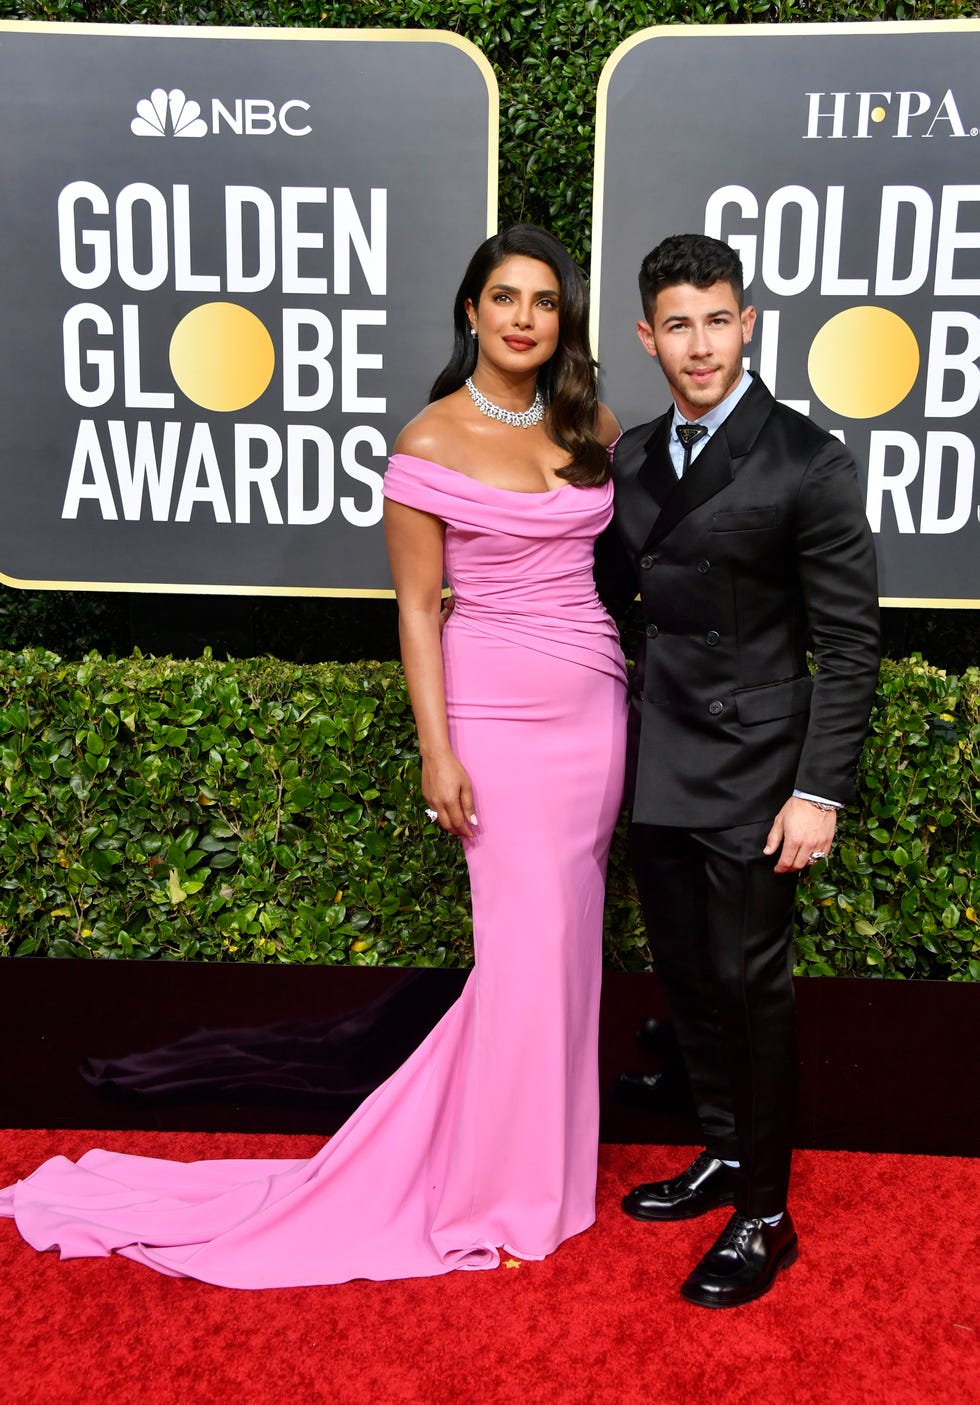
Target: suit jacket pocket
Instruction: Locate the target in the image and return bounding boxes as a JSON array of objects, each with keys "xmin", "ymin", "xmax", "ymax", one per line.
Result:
[
  {"xmin": 711, "ymin": 507, "xmax": 778, "ymax": 533},
  {"xmin": 734, "ymin": 674, "xmax": 813, "ymax": 725}
]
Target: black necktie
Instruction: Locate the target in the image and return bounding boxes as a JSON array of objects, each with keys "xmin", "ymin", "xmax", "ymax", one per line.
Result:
[{"xmin": 676, "ymin": 422, "xmax": 708, "ymax": 475}]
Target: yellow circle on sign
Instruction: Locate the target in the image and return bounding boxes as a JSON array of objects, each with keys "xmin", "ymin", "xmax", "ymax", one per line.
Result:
[
  {"xmin": 169, "ymin": 302, "xmax": 275, "ymax": 412},
  {"xmin": 807, "ymin": 307, "xmax": 919, "ymax": 420}
]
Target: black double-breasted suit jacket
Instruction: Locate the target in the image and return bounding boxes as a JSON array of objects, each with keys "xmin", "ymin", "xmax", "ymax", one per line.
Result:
[{"xmin": 600, "ymin": 374, "xmax": 881, "ymax": 830}]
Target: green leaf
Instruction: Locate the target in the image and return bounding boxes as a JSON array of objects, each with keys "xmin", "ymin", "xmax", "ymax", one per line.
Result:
[
  {"xmin": 167, "ymin": 868, "xmax": 188, "ymax": 904},
  {"xmin": 286, "ymin": 782, "xmax": 316, "ymax": 811}
]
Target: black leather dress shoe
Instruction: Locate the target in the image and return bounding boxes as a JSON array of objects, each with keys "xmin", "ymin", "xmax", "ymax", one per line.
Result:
[
  {"xmin": 680, "ymin": 1211, "xmax": 798, "ymax": 1308},
  {"xmin": 621, "ymin": 1150, "xmax": 736, "ymax": 1221}
]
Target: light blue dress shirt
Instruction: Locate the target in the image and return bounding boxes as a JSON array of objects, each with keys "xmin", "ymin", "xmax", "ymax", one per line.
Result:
[{"xmin": 668, "ymin": 369, "xmax": 754, "ymax": 478}]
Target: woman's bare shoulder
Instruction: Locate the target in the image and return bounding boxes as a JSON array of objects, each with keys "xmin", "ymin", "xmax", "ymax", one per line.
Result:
[
  {"xmin": 394, "ymin": 395, "xmax": 467, "ymax": 461},
  {"xmin": 595, "ymin": 401, "xmax": 622, "ymax": 448}
]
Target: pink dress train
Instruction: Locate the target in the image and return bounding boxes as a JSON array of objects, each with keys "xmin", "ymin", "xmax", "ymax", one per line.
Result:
[{"xmin": 0, "ymin": 454, "xmax": 627, "ymax": 1288}]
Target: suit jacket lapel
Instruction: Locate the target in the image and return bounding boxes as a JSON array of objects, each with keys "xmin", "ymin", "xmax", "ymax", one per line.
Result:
[
  {"xmin": 643, "ymin": 431, "xmax": 733, "ymax": 548},
  {"xmin": 641, "ymin": 375, "xmax": 774, "ymax": 550}
]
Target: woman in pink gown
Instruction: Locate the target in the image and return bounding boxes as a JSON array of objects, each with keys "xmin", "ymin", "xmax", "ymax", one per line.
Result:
[{"xmin": 0, "ymin": 226, "xmax": 627, "ymax": 1288}]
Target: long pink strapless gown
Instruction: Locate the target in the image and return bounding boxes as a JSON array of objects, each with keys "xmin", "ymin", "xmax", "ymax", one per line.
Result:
[{"xmin": 0, "ymin": 454, "xmax": 627, "ymax": 1288}]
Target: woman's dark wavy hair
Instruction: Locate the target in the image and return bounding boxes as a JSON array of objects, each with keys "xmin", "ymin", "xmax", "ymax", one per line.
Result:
[{"xmin": 428, "ymin": 225, "xmax": 609, "ymax": 487}]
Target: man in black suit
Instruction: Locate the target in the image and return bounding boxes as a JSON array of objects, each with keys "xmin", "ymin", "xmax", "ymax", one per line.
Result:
[{"xmin": 603, "ymin": 234, "xmax": 880, "ymax": 1307}]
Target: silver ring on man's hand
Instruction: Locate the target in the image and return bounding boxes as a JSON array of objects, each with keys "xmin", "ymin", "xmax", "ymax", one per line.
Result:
[
  {"xmin": 808, "ymin": 850, "xmax": 827, "ymax": 861},
  {"xmin": 424, "ymin": 808, "xmax": 439, "ymax": 822}
]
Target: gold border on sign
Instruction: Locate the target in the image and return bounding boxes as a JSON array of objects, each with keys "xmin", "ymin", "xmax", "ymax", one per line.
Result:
[
  {"xmin": 0, "ymin": 20, "xmax": 498, "ymax": 598},
  {"xmin": 879, "ymin": 598, "xmax": 980, "ymax": 610},
  {"xmin": 0, "ymin": 569, "xmax": 397, "ymax": 598},
  {"xmin": 591, "ymin": 19, "xmax": 980, "ymax": 613}
]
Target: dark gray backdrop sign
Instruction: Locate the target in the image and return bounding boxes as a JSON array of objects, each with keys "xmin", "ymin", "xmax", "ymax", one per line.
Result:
[
  {"xmin": 593, "ymin": 21, "xmax": 980, "ymax": 607},
  {"xmin": 0, "ymin": 23, "xmax": 497, "ymax": 595}
]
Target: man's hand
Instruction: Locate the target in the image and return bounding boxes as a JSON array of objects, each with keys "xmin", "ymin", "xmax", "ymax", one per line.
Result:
[{"xmin": 764, "ymin": 796, "xmax": 837, "ymax": 873}]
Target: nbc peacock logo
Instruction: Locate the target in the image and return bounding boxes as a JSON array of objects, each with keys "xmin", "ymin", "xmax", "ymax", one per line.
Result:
[
  {"xmin": 131, "ymin": 88, "xmax": 207, "ymax": 139},
  {"xmin": 129, "ymin": 88, "xmax": 313, "ymax": 138}
]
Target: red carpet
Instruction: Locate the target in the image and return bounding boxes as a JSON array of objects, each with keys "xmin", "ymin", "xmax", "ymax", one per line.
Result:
[{"xmin": 1, "ymin": 1131, "xmax": 976, "ymax": 1405}]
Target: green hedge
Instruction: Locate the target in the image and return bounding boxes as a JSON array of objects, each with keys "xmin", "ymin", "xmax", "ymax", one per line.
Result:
[
  {"xmin": 0, "ymin": 651, "xmax": 472, "ymax": 968},
  {"xmin": 2, "ymin": 650, "xmax": 977, "ymax": 977},
  {"xmin": 796, "ymin": 658, "xmax": 979, "ymax": 980}
]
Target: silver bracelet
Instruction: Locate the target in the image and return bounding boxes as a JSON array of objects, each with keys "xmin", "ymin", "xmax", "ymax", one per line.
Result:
[{"xmin": 805, "ymin": 799, "xmax": 841, "ymax": 813}]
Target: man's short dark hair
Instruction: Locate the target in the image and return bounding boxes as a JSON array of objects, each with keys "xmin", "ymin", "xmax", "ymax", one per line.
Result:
[{"xmin": 639, "ymin": 234, "xmax": 744, "ymax": 319}]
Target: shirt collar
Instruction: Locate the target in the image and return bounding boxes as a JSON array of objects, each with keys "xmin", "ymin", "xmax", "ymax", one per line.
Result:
[{"xmin": 670, "ymin": 368, "xmax": 754, "ymax": 440}]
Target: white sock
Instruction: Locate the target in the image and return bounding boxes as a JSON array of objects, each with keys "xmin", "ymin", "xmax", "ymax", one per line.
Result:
[{"xmin": 762, "ymin": 1212, "xmax": 784, "ymax": 1226}]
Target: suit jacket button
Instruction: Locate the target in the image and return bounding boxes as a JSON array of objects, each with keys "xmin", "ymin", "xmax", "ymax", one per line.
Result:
[
  {"xmin": 646, "ymin": 624, "xmax": 659, "ymax": 638},
  {"xmin": 705, "ymin": 630, "xmax": 720, "ymax": 646},
  {"xmin": 708, "ymin": 700, "xmax": 724, "ymax": 715},
  {"xmin": 697, "ymin": 560, "xmax": 711, "ymax": 574},
  {"xmin": 640, "ymin": 554, "xmax": 654, "ymax": 570}
]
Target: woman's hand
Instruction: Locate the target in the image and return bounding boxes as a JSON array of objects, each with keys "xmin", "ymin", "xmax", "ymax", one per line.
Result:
[{"xmin": 422, "ymin": 749, "xmax": 478, "ymax": 839}]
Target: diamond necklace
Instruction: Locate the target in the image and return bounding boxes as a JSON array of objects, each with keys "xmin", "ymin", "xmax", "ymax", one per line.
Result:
[{"xmin": 465, "ymin": 377, "xmax": 545, "ymax": 429}]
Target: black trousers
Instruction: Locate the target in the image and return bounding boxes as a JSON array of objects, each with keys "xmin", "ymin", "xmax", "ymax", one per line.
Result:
[{"xmin": 629, "ymin": 820, "xmax": 800, "ymax": 1218}]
